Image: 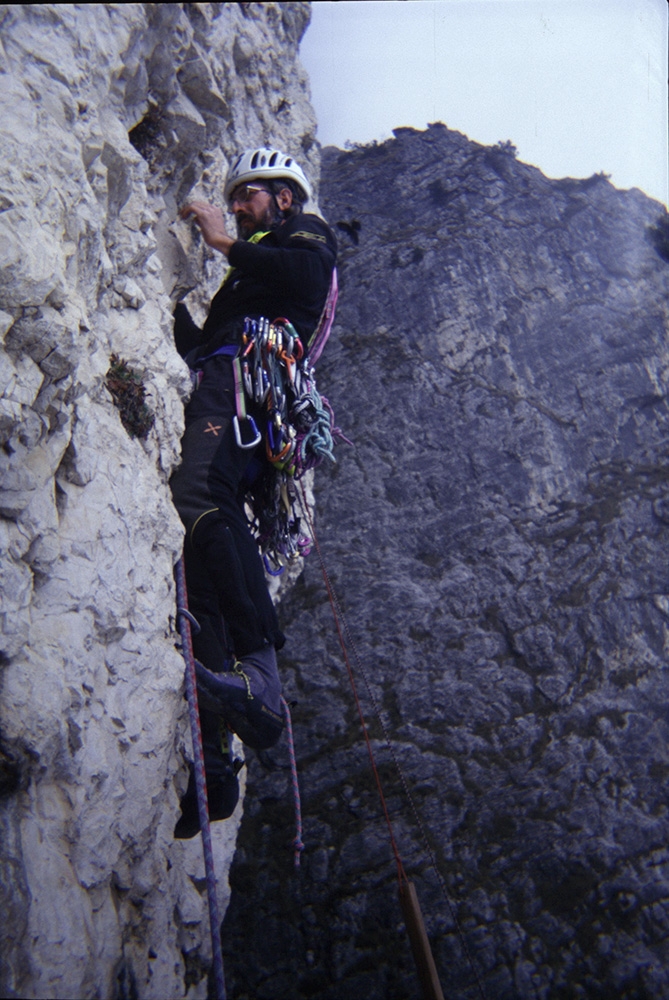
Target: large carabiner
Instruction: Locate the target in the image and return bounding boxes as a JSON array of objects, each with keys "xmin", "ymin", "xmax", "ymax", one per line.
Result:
[{"xmin": 233, "ymin": 414, "xmax": 262, "ymax": 450}]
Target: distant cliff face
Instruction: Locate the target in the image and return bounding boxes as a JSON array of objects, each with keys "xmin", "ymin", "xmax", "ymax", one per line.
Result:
[
  {"xmin": 0, "ymin": 4, "xmax": 315, "ymax": 998},
  {"xmin": 222, "ymin": 125, "xmax": 669, "ymax": 999}
]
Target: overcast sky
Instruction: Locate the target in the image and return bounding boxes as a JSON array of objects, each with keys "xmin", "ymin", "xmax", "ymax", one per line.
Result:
[{"xmin": 300, "ymin": 0, "xmax": 668, "ymax": 207}]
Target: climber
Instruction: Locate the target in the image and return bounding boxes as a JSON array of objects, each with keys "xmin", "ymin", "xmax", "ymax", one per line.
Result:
[{"xmin": 170, "ymin": 148, "xmax": 337, "ymax": 834}]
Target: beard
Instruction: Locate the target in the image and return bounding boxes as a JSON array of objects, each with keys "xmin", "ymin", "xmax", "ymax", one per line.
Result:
[{"xmin": 235, "ymin": 200, "xmax": 279, "ymax": 239}]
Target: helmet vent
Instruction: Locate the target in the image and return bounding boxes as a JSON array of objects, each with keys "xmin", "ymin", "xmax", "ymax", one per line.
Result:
[{"xmin": 224, "ymin": 147, "xmax": 311, "ymax": 203}]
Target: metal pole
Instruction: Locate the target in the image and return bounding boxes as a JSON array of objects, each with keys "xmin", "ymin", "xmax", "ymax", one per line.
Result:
[{"xmin": 399, "ymin": 880, "xmax": 445, "ymax": 1000}]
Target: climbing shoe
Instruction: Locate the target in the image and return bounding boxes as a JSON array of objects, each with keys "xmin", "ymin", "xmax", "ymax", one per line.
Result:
[
  {"xmin": 174, "ymin": 756, "xmax": 241, "ymax": 840},
  {"xmin": 174, "ymin": 711, "xmax": 243, "ymax": 840},
  {"xmin": 195, "ymin": 646, "xmax": 284, "ymax": 751}
]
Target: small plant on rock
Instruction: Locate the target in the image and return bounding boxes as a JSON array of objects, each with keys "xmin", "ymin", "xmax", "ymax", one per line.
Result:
[{"xmin": 105, "ymin": 354, "xmax": 155, "ymax": 439}]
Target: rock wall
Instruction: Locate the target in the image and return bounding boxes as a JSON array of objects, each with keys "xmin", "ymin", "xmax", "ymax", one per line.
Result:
[
  {"xmin": 221, "ymin": 126, "xmax": 669, "ymax": 999},
  {"xmin": 0, "ymin": 4, "xmax": 316, "ymax": 998}
]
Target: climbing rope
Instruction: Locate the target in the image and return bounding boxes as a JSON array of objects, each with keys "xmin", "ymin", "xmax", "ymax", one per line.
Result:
[
  {"xmin": 280, "ymin": 695, "xmax": 305, "ymax": 867},
  {"xmin": 296, "ymin": 386, "xmax": 338, "ymax": 473},
  {"xmin": 175, "ymin": 557, "xmax": 227, "ymax": 1000},
  {"xmin": 297, "ymin": 485, "xmax": 406, "ymax": 882},
  {"xmin": 297, "ymin": 484, "xmax": 488, "ymax": 1000}
]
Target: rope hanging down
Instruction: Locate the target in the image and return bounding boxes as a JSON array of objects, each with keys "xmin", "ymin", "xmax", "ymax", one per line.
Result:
[
  {"xmin": 281, "ymin": 695, "xmax": 305, "ymax": 867},
  {"xmin": 175, "ymin": 557, "xmax": 227, "ymax": 1000},
  {"xmin": 297, "ymin": 486, "xmax": 406, "ymax": 883},
  {"xmin": 298, "ymin": 483, "xmax": 488, "ymax": 1000}
]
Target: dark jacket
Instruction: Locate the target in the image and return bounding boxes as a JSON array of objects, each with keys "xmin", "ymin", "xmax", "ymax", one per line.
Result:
[{"xmin": 174, "ymin": 212, "xmax": 337, "ymax": 362}]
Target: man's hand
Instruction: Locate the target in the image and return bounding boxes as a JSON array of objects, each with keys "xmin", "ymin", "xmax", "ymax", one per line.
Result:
[{"xmin": 180, "ymin": 201, "xmax": 236, "ymax": 257}]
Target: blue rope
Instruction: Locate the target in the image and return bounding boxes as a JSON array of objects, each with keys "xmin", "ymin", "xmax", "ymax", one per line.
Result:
[
  {"xmin": 299, "ymin": 385, "xmax": 337, "ymax": 467},
  {"xmin": 176, "ymin": 556, "xmax": 227, "ymax": 1000}
]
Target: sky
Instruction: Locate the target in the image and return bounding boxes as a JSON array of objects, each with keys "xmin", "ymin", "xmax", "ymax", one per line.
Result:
[{"xmin": 300, "ymin": 0, "xmax": 668, "ymax": 207}]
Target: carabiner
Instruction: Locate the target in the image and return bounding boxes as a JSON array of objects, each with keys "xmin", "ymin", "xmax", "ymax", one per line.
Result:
[
  {"xmin": 233, "ymin": 414, "xmax": 262, "ymax": 450},
  {"xmin": 260, "ymin": 317, "xmax": 270, "ymax": 348},
  {"xmin": 243, "ymin": 360, "xmax": 253, "ymax": 397},
  {"xmin": 279, "ymin": 348, "xmax": 296, "ymax": 385},
  {"xmin": 263, "ymin": 553, "xmax": 285, "ymax": 576}
]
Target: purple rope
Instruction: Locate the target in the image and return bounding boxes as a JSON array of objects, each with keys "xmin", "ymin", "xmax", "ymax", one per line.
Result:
[
  {"xmin": 175, "ymin": 557, "xmax": 227, "ymax": 1000},
  {"xmin": 280, "ymin": 696, "xmax": 304, "ymax": 867}
]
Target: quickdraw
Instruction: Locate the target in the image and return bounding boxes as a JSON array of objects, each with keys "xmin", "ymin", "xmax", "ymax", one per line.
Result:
[
  {"xmin": 233, "ymin": 271, "xmax": 347, "ymax": 574},
  {"xmin": 237, "ymin": 315, "xmax": 334, "ymax": 477}
]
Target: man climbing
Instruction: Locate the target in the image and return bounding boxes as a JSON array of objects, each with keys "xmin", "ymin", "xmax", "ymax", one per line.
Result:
[{"xmin": 170, "ymin": 148, "xmax": 337, "ymax": 836}]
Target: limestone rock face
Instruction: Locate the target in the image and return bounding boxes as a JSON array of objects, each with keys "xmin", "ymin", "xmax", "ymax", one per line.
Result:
[
  {"xmin": 0, "ymin": 4, "xmax": 316, "ymax": 998},
  {"xmin": 222, "ymin": 126, "xmax": 669, "ymax": 999}
]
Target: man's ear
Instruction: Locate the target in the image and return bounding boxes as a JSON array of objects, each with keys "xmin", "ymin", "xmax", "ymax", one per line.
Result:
[{"xmin": 275, "ymin": 187, "xmax": 293, "ymax": 211}]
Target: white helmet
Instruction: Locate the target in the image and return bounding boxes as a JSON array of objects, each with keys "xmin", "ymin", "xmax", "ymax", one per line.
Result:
[{"xmin": 224, "ymin": 147, "xmax": 312, "ymax": 205}]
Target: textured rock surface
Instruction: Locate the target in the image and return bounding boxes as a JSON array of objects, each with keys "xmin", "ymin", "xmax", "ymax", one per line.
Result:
[
  {"xmin": 222, "ymin": 126, "xmax": 669, "ymax": 999},
  {"xmin": 0, "ymin": 4, "xmax": 316, "ymax": 998}
]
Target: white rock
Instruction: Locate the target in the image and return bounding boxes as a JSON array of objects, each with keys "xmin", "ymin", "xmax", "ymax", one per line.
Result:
[
  {"xmin": 0, "ymin": 3, "xmax": 320, "ymax": 996},
  {"xmin": 0, "ymin": 352, "xmax": 44, "ymax": 406},
  {"xmin": 0, "ymin": 309, "xmax": 15, "ymax": 338},
  {"xmin": 113, "ymin": 276, "xmax": 146, "ymax": 309}
]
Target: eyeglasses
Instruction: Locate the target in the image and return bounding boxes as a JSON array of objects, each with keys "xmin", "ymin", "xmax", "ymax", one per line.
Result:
[{"xmin": 229, "ymin": 184, "xmax": 269, "ymax": 207}]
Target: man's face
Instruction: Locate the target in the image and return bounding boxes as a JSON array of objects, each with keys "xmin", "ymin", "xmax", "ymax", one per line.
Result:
[{"xmin": 230, "ymin": 184, "xmax": 277, "ymax": 239}]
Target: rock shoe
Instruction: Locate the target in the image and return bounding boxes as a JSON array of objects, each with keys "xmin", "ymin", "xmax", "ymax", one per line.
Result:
[
  {"xmin": 174, "ymin": 754, "xmax": 241, "ymax": 840},
  {"xmin": 195, "ymin": 646, "xmax": 284, "ymax": 750}
]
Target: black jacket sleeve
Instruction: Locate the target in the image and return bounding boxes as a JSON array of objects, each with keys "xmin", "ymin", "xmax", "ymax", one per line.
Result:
[
  {"xmin": 228, "ymin": 234, "xmax": 335, "ymax": 300},
  {"xmin": 195, "ymin": 213, "xmax": 338, "ymax": 352},
  {"xmin": 173, "ymin": 302, "xmax": 204, "ymax": 358},
  {"xmin": 227, "ymin": 215, "xmax": 336, "ymax": 306}
]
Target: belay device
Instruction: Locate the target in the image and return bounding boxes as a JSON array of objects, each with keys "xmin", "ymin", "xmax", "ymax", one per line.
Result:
[{"xmin": 232, "ymin": 269, "xmax": 344, "ymax": 573}]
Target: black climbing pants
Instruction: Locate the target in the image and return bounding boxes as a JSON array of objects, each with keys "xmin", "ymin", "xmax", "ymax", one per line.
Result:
[{"xmin": 170, "ymin": 355, "xmax": 284, "ymax": 665}]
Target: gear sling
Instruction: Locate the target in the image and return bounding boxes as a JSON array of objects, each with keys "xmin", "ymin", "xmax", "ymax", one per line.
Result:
[{"xmin": 230, "ymin": 268, "xmax": 341, "ymax": 573}]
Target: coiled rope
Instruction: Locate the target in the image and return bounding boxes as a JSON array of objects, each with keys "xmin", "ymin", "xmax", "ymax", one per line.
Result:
[
  {"xmin": 297, "ymin": 386, "xmax": 337, "ymax": 470},
  {"xmin": 297, "ymin": 484, "xmax": 488, "ymax": 1000},
  {"xmin": 175, "ymin": 556, "xmax": 227, "ymax": 1000}
]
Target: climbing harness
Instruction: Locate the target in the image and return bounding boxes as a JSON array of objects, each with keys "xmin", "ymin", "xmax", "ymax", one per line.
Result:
[
  {"xmin": 297, "ymin": 481, "xmax": 488, "ymax": 1000},
  {"xmin": 175, "ymin": 557, "xmax": 227, "ymax": 1000},
  {"xmin": 233, "ymin": 268, "xmax": 351, "ymax": 573}
]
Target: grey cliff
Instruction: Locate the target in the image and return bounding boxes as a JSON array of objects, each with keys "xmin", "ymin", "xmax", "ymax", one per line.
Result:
[{"xmin": 221, "ymin": 125, "xmax": 669, "ymax": 1000}]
